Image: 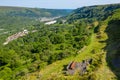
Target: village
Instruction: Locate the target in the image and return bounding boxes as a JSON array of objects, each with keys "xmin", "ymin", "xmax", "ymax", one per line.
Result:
[{"xmin": 3, "ymin": 29, "xmax": 29, "ymax": 45}]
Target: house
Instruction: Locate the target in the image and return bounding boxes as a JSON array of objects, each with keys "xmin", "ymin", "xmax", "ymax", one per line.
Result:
[{"xmin": 66, "ymin": 59, "xmax": 92, "ymax": 75}]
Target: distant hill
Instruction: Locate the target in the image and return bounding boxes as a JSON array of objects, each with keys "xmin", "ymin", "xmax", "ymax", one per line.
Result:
[
  {"xmin": 67, "ymin": 3, "xmax": 120, "ymax": 22},
  {"xmin": 0, "ymin": 6, "xmax": 72, "ymax": 18}
]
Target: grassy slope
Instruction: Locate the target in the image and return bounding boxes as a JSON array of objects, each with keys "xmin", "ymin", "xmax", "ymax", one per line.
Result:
[
  {"xmin": 92, "ymin": 24, "xmax": 116, "ymax": 80},
  {"xmin": 22, "ymin": 22, "xmax": 116, "ymax": 80}
]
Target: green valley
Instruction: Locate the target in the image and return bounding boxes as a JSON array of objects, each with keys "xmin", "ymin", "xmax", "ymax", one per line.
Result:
[{"xmin": 0, "ymin": 3, "xmax": 120, "ymax": 80}]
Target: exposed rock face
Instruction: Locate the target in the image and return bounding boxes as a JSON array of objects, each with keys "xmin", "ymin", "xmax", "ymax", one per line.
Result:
[{"xmin": 66, "ymin": 59, "xmax": 92, "ymax": 75}]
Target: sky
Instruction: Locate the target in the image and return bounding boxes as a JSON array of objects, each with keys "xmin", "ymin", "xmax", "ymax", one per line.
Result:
[{"xmin": 0, "ymin": 0, "xmax": 120, "ymax": 9}]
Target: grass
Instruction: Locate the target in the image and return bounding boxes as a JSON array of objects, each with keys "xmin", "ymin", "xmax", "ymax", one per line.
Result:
[
  {"xmin": 22, "ymin": 22, "xmax": 117, "ymax": 80},
  {"xmin": 91, "ymin": 24, "xmax": 117, "ymax": 80}
]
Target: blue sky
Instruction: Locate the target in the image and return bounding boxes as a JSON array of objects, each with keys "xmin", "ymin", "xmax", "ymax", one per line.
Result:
[{"xmin": 0, "ymin": 0, "xmax": 120, "ymax": 9}]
